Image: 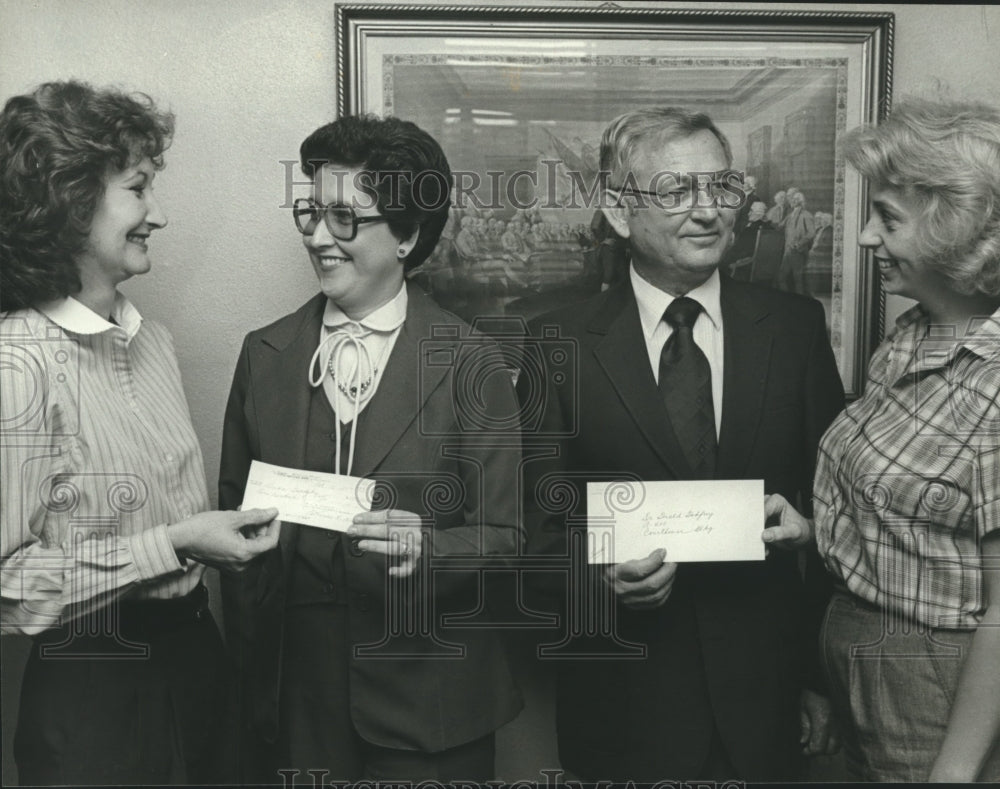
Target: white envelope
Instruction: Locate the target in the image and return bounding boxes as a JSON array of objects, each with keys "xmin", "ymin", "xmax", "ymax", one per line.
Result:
[
  {"xmin": 587, "ymin": 479, "xmax": 765, "ymax": 564},
  {"xmin": 240, "ymin": 460, "xmax": 375, "ymax": 532}
]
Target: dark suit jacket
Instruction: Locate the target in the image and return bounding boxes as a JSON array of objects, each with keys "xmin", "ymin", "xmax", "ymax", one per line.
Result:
[
  {"xmin": 734, "ymin": 188, "xmax": 758, "ymax": 235},
  {"xmin": 219, "ymin": 284, "xmax": 523, "ymax": 756},
  {"xmin": 520, "ymin": 274, "xmax": 844, "ymax": 781}
]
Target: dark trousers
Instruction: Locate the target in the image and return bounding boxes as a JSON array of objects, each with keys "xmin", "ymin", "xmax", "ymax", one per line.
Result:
[{"xmin": 14, "ymin": 586, "xmax": 230, "ymax": 786}]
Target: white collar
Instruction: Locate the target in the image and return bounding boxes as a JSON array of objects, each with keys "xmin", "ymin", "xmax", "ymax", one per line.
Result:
[
  {"xmin": 37, "ymin": 293, "xmax": 142, "ymax": 340},
  {"xmin": 322, "ymin": 282, "xmax": 408, "ymax": 334},
  {"xmin": 630, "ymin": 265, "xmax": 722, "ymax": 340}
]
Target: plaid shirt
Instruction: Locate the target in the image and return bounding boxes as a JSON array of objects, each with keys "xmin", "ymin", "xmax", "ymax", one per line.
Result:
[{"xmin": 815, "ymin": 304, "xmax": 1000, "ymax": 629}]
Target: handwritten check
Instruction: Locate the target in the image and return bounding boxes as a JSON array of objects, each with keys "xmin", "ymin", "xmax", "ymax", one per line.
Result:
[
  {"xmin": 587, "ymin": 479, "xmax": 765, "ymax": 564},
  {"xmin": 240, "ymin": 460, "xmax": 375, "ymax": 532}
]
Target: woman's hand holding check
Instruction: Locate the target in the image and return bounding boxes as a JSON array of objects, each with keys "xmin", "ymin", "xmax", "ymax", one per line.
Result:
[{"xmin": 350, "ymin": 509, "xmax": 424, "ymax": 577}]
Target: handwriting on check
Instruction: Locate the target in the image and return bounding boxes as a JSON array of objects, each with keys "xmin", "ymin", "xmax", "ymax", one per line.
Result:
[
  {"xmin": 587, "ymin": 479, "xmax": 765, "ymax": 563},
  {"xmin": 640, "ymin": 510, "xmax": 715, "ymax": 537},
  {"xmin": 265, "ymin": 487, "xmax": 352, "ymax": 519},
  {"xmin": 241, "ymin": 460, "xmax": 372, "ymax": 532}
]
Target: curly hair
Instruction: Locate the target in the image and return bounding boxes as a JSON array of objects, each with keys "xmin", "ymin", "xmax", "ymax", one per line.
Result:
[
  {"xmin": 299, "ymin": 114, "xmax": 452, "ymax": 271},
  {"xmin": 844, "ymin": 97, "xmax": 1000, "ymax": 296},
  {"xmin": 0, "ymin": 80, "xmax": 174, "ymax": 311}
]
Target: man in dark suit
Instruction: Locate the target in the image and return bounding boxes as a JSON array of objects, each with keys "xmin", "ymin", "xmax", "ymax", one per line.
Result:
[
  {"xmin": 733, "ymin": 173, "xmax": 759, "ymax": 235},
  {"xmin": 520, "ymin": 107, "xmax": 844, "ymax": 782},
  {"xmin": 724, "ymin": 199, "xmax": 767, "ymax": 280}
]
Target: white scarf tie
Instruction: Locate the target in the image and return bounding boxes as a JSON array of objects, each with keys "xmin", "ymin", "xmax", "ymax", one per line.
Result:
[{"xmin": 308, "ymin": 323, "xmax": 377, "ymax": 475}]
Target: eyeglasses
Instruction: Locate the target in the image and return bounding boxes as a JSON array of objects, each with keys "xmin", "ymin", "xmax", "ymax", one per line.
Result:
[
  {"xmin": 292, "ymin": 198, "xmax": 388, "ymax": 240},
  {"xmin": 612, "ymin": 178, "xmax": 743, "ymax": 214}
]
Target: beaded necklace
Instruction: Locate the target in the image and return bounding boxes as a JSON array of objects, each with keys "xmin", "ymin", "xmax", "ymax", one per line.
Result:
[{"xmin": 327, "ymin": 355, "xmax": 378, "ymax": 400}]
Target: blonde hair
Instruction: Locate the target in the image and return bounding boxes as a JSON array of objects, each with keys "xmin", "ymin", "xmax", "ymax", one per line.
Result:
[{"xmin": 844, "ymin": 97, "xmax": 1000, "ymax": 296}]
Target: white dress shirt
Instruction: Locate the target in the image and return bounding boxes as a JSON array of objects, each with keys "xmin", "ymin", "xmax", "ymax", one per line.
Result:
[{"xmin": 630, "ymin": 265, "xmax": 724, "ymax": 436}]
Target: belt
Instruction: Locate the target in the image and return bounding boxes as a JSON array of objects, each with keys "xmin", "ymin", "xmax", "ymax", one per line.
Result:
[
  {"xmin": 829, "ymin": 582, "xmax": 883, "ymax": 615},
  {"xmin": 119, "ymin": 584, "xmax": 211, "ymax": 631}
]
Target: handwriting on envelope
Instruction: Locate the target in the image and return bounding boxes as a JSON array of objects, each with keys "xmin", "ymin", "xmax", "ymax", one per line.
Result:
[
  {"xmin": 240, "ymin": 460, "xmax": 375, "ymax": 532},
  {"xmin": 587, "ymin": 479, "xmax": 765, "ymax": 564}
]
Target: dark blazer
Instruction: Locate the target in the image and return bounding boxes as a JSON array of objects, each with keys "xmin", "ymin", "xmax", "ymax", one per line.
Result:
[
  {"xmin": 734, "ymin": 187, "xmax": 759, "ymax": 235},
  {"xmin": 520, "ymin": 274, "xmax": 844, "ymax": 781},
  {"xmin": 219, "ymin": 284, "xmax": 523, "ymax": 756}
]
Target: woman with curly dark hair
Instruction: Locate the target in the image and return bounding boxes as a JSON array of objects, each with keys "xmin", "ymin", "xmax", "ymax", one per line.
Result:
[{"xmin": 0, "ymin": 80, "xmax": 280, "ymax": 785}]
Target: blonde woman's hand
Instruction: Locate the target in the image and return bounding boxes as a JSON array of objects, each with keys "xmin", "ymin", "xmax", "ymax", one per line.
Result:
[{"xmin": 761, "ymin": 494, "xmax": 814, "ymax": 550}]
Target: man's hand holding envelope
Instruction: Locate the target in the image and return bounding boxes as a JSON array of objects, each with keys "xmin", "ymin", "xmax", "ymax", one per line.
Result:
[{"xmin": 589, "ymin": 479, "xmax": 770, "ymax": 610}]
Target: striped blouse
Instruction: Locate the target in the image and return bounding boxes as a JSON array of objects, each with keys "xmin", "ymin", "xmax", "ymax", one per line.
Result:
[{"xmin": 1, "ymin": 295, "xmax": 207, "ymax": 635}]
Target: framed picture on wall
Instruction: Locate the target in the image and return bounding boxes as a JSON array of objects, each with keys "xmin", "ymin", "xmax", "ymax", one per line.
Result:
[{"xmin": 335, "ymin": 4, "xmax": 893, "ymax": 397}]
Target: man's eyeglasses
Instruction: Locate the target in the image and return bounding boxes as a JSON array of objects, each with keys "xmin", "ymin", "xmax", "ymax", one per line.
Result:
[
  {"xmin": 612, "ymin": 178, "xmax": 743, "ymax": 214},
  {"xmin": 292, "ymin": 198, "xmax": 388, "ymax": 240}
]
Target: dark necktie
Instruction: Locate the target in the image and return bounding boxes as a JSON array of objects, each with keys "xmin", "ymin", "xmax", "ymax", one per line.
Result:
[{"xmin": 659, "ymin": 297, "xmax": 717, "ymax": 478}]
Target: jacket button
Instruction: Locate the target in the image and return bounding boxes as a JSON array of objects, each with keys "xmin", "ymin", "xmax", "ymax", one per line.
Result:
[{"xmin": 348, "ymin": 538, "xmax": 365, "ymax": 557}]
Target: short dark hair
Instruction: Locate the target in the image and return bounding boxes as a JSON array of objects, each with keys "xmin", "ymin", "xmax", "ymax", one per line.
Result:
[
  {"xmin": 299, "ymin": 114, "xmax": 452, "ymax": 271},
  {"xmin": 0, "ymin": 80, "xmax": 174, "ymax": 312}
]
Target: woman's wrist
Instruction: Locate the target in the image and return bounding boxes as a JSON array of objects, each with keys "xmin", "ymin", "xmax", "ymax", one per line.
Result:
[{"xmin": 166, "ymin": 518, "xmax": 193, "ymax": 559}]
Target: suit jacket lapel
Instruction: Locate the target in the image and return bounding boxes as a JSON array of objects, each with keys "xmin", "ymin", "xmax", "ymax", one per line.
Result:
[
  {"xmin": 256, "ymin": 296, "xmax": 324, "ymax": 467},
  {"xmin": 717, "ymin": 276, "xmax": 772, "ymax": 478},
  {"xmin": 350, "ymin": 284, "xmax": 450, "ymax": 478},
  {"xmin": 591, "ymin": 286, "xmax": 692, "ymax": 479},
  {"xmin": 252, "ymin": 293, "xmax": 326, "ymax": 566}
]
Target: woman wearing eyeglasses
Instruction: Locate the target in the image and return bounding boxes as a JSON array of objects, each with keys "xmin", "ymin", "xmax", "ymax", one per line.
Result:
[
  {"xmin": 218, "ymin": 115, "xmax": 523, "ymax": 782},
  {"xmin": 0, "ymin": 80, "xmax": 280, "ymax": 786}
]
